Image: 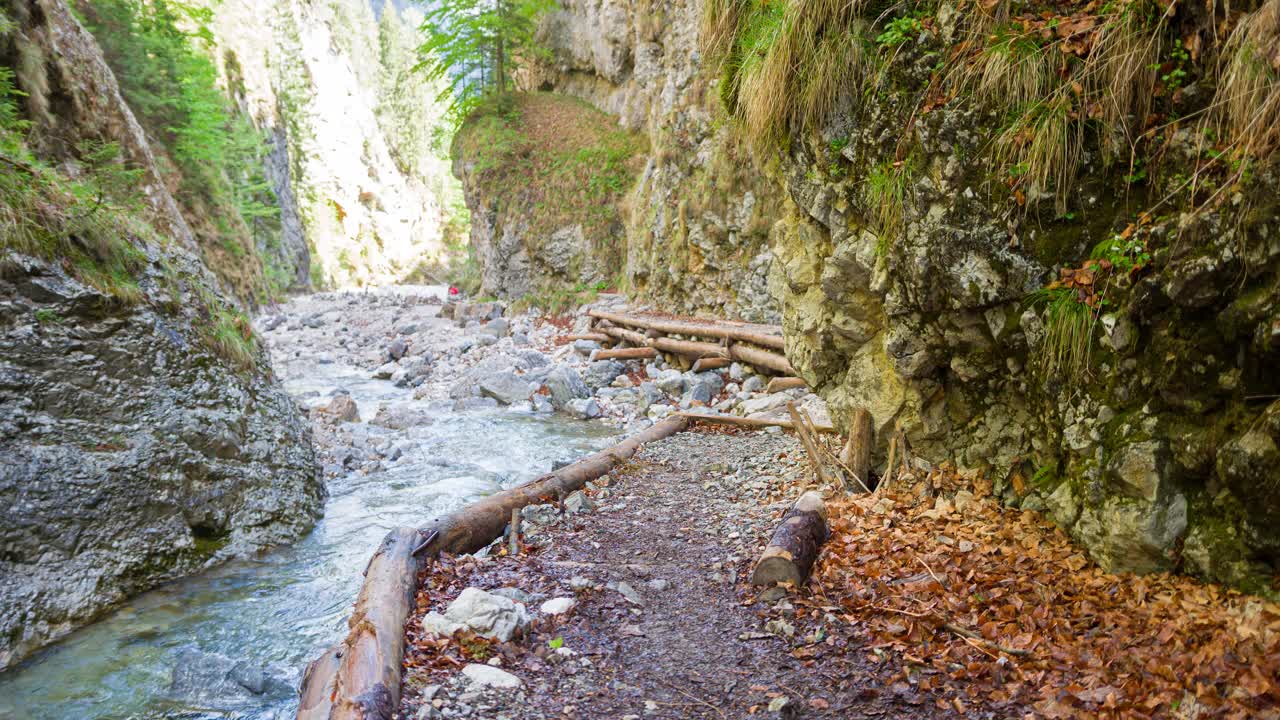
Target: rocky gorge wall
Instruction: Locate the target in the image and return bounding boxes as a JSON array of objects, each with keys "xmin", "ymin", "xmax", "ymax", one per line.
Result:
[
  {"xmin": 509, "ymin": 0, "xmax": 1280, "ymax": 596},
  {"xmin": 500, "ymin": 0, "xmax": 783, "ymax": 321},
  {"xmin": 206, "ymin": 0, "xmax": 459, "ymax": 292},
  {"xmin": 0, "ymin": 0, "xmax": 323, "ymax": 669}
]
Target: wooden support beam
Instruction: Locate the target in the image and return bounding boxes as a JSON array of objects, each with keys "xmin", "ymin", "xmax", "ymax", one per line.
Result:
[
  {"xmin": 765, "ymin": 377, "xmax": 807, "ymax": 393},
  {"xmin": 751, "ymin": 491, "xmax": 828, "ymax": 587},
  {"xmin": 678, "ymin": 411, "xmax": 838, "ymax": 434},
  {"xmin": 691, "ymin": 357, "xmax": 732, "ymax": 373},
  {"xmin": 841, "ymin": 408, "xmax": 874, "ymax": 493},
  {"xmin": 592, "ymin": 347, "xmax": 657, "ymax": 361},
  {"xmin": 587, "ymin": 309, "xmax": 785, "ymax": 350},
  {"xmin": 728, "ymin": 343, "xmax": 795, "ymax": 376}
]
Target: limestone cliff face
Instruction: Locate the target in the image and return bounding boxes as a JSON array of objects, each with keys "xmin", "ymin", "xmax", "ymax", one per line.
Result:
[
  {"xmin": 209, "ymin": 0, "xmax": 455, "ymax": 289},
  {"xmin": 0, "ymin": 0, "xmax": 323, "ymax": 669},
  {"xmin": 761, "ymin": 9, "xmax": 1280, "ymax": 594},
  {"xmin": 518, "ymin": 0, "xmax": 782, "ymax": 321},
  {"xmin": 523, "ymin": 0, "xmax": 1280, "ymax": 595}
]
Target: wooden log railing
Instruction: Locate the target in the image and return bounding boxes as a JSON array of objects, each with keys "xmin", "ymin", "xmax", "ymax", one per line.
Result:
[
  {"xmin": 586, "ymin": 309, "xmax": 785, "ymax": 350},
  {"xmin": 588, "ymin": 309, "xmax": 795, "ymax": 375}
]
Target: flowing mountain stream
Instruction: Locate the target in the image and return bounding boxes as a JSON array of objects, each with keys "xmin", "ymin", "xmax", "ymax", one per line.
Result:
[{"xmin": 0, "ymin": 289, "xmax": 616, "ymax": 719}]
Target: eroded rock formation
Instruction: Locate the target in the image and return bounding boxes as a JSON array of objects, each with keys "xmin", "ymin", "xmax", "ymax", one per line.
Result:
[{"xmin": 0, "ymin": 0, "xmax": 323, "ymax": 669}]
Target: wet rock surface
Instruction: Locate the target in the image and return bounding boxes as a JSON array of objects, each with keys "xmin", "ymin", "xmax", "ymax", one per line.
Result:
[{"xmin": 0, "ymin": 257, "xmax": 322, "ymax": 671}]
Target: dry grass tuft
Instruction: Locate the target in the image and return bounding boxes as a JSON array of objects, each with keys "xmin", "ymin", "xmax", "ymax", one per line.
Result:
[
  {"xmin": 1213, "ymin": 0, "xmax": 1280, "ymax": 163},
  {"xmin": 716, "ymin": 0, "xmax": 869, "ymax": 151}
]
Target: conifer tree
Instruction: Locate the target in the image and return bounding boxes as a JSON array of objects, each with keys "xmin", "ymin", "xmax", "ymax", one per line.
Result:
[{"xmin": 416, "ymin": 0, "xmax": 555, "ymax": 118}]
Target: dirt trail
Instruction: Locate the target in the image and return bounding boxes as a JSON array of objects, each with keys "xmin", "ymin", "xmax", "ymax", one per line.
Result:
[{"xmin": 401, "ymin": 428, "xmax": 950, "ymax": 719}]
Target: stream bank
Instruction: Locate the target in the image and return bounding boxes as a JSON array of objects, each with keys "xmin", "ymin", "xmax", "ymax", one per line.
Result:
[{"xmin": 0, "ymin": 288, "xmax": 620, "ymax": 719}]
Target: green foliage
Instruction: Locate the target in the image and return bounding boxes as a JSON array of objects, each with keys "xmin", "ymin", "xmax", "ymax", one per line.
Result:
[
  {"xmin": 548, "ymin": 637, "xmax": 564, "ymax": 650},
  {"xmin": 455, "ymin": 93, "xmax": 645, "ymax": 244},
  {"xmin": 707, "ymin": 0, "xmax": 870, "ymax": 151},
  {"xmin": 34, "ymin": 308, "xmax": 62, "ymax": 325},
  {"xmin": 417, "ymin": 0, "xmax": 557, "ymax": 121},
  {"xmin": 205, "ymin": 303, "xmax": 257, "ymax": 371},
  {"xmin": 1090, "ymin": 233, "xmax": 1150, "ymax": 274},
  {"xmin": 1, "ymin": 115, "xmax": 152, "ymax": 302},
  {"xmin": 876, "ymin": 14, "xmax": 923, "ymax": 48},
  {"xmin": 80, "ymin": 0, "xmax": 283, "ymax": 300},
  {"xmin": 1026, "ymin": 287, "xmax": 1098, "ymax": 380},
  {"xmin": 864, "ymin": 157, "xmax": 914, "ymax": 255}
]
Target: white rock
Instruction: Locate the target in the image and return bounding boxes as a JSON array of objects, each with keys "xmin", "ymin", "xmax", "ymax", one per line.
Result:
[
  {"xmin": 461, "ymin": 663, "xmax": 522, "ymax": 690},
  {"xmin": 540, "ymin": 597, "xmax": 576, "ymax": 615},
  {"xmin": 420, "ymin": 587, "xmax": 530, "ymax": 641}
]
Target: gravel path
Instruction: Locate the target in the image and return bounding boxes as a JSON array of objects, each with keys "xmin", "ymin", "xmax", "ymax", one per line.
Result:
[{"xmin": 401, "ymin": 428, "xmax": 949, "ymax": 719}]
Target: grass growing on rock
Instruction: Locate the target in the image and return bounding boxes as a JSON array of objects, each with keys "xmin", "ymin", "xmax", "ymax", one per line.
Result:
[{"xmin": 453, "ymin": 93, "xmax": 647, "ymax": 245}]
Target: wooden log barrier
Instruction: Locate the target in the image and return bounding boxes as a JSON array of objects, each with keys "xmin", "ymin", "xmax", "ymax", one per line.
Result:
[
  {"xmin": 563, "ymin": 333, "xmax": 609, "ymax": 343},
  {"xmin": 765, "ymin": 376, "xmax": 808, "ymax": 393},
  {"xmin": 592, "ymin": 347, "xmax": 657, "ymax": 361},
  {"xmin": 599, "ymin": 325, "xmax": 727, "ymax": 360},
  {"xmin": 297, "ymin": 416, "xmax": 690, "ymax": 719},
  {"xmin": 751, "ymin": 491, "xmax": 829, "ymax": 587},
  {"xmin": 587, "ymin": 309, "xmax": 786, "ymax": 350},
  {"xmin": 728, "ymin": 342, "xmax": 795, "ymax": 376},
  {"xmin": 691, "ymin": 357, "xmax": 732, "ymax": 373},
  {"xmin": 677, "ymin": 411, "xmax": 838, "ymax": 434}
]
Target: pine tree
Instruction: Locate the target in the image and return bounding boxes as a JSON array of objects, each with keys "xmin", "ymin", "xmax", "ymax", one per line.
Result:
[{"xmin": 416, "ymin": 0, "xmax": 556, "ymax": 118}]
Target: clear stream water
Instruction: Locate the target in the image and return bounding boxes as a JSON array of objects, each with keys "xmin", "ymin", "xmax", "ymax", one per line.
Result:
[{"xmin": 0, "ymin": 333, "xmax": 616, "ymax": 719}]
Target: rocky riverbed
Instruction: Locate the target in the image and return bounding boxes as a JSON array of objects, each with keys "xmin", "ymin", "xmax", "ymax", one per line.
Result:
[{"xmin": 0, "ymin": 286, "xmax": 834, "ymax": 719}]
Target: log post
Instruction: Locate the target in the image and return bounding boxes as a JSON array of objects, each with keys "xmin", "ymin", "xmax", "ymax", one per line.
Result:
[
  {"xmin": 592, "ymin": 347, "xmax": 657, "ymax": 361},
  {"xmin": 691, "ymin": 357, "xmax": 732, "ymax": 373},
  {"xmin": 677, "ymin": 411, "xmax": 837, "ymax": 433},
  {"xmin": 765, "ymin": 377, "xmax": 807, "ymax": 393},
  {"xmin": 508, "ymin": 507, "xmax": 521, "ymax": 557},
  {"xmin": 840, "ymin": 408, "xmax": 874, "ymax": 492},
  {"xmin": 751, "ymin": 491, "xmax": 829, "ymax": 587}
]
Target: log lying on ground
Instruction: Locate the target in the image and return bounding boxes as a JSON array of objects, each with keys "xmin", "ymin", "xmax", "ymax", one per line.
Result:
[
  {"xmin": 728, "ymin": 342, "xmax": 796, "ymax": 375},
  {"xmin": 678, "ymin": 411, "xmax": 838, "ymax": 434},
  {"xmin": 691, "ymin": 357, "xmax": 732, "ymax": 372},
  {"xmin": 297, "ymin": 526, "xmax": 424, "ymax": 720},
  {"xmin": 599, "ymin": 325, "xmax": 727, "ymax": 360},
  {"xmin": 765, "ymin": 376, "xmax": 807, "ymax": 393},
  {"xmin": 751, "ymin": 491, "xmax": 829, "ymax": 587},
  {"xmin": 592, "ymin": 347, "xmax": 657, "ymax": 361},
  {"xmin": 418, "ymin": 415, "xmax": 690, "ymax": 556},
  {"xmin": 297, "ymin": 416, "xmax": 690, "ymax": 720},
  {"xmin": 588, "ymin": 309, "xmax": 785, "ymax": 350},
  {"xmin": 598, "ymin": 325, "xmax": 648, "ymax": 346},
  {"xmin": 564, "ymin": 333, "xmax": 609, "ymax": 343}
]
